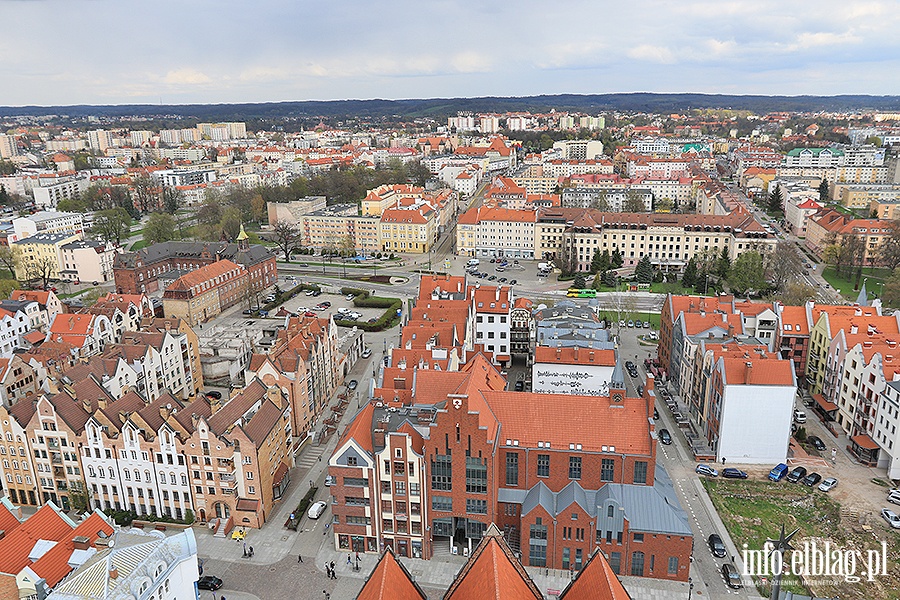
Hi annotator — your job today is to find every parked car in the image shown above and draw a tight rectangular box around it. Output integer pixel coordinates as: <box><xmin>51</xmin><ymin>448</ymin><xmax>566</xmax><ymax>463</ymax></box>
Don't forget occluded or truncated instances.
<box><xmin>643</xmin><ymin>321</ymin><xmax>650</xmax><ymax>328</ymax></box>
<box><xmin>488</xmin><ymin>275</ymin><xmax>497</xmax><ymax>281</ymax></box>
<box><xmin>319</xmin><ymin>301</ymin><xmax>331</xmax><ymax>308</ymax></box>
<box><xmin>658</xmin><ymin>429</ymin><xmax>672</xmax><ymax>445</ymax></box>
<box><xmin>708</xmin><ymin>533</ymin><xmax>727</xmax><ymax>557</ymax></box>
<box><xmin>205</xmin><ymin>391</ymin><xmax>222</xmax><ymax>400</ymax></box>
<box><xmin>818</xmin><ymin>477</ymin><xmax>838</xmax><ymax>492</ymax></box>
<box><xmin>802</xmin><ymin>472</ymin><xmax>822</xmax><ymax>487</ymax></box>
<box><xmin>793</xmin><ymin>409</ymin><xmax>807</xmax><ymax>423</ymax></box>
<box><xmin>324</xmin><ymin>476</ymin><xmax>335</xmax><ymax>487</ymax></box>
<box><xmin>362</xmin><ymin>348</ymin><xmax>372</xmax><ymax>359</ymax></box>
<box><xmin>887</xmin><ymin>491</ymin><xmax>900</xmax><ymax>505</ymax></box>
<box><xmin>509</xmin><ymin>279</ymin><xmax>517</xmax><ymax>285</ymax></box>
<box><xmin>625</xmin><ymin>360</ymin><xmax>635</xmax><ymax>370</ymax></box>
<box><xmin>768</xmin><ymin>463</ymin><xmax>789</xmax><ymax>482</ymax></box>
<box><xmin>347</xmin><ymin>380</ymin><xmax>358</xmax><ymax>390</ymax></box>
<box><xmin>304</xmin><ymin>311</ymin><xmax>317</xmax><ymax>317</ymax></box>
<box><xmin>619</xmin><ymin>320</ymin><xmax>626</xmax><ymax>327</ymax></box>
<box><xmin>722</xmin><ymin>468</ymin><xmax>749</xmax><ymax>479</ymax></box>
<box><xmin>696</xmin><ymin>464</ymin><xmax>719</xmax><ymax>477</ymax></box>
<box><xmin>498</xmin><ymin>277</ymin><xmax>507</xmax><ymax>283</ymax></box>
<box><xmin>881</xmin><ymin>508</ymin><xmax>900</xmax><ymax>528</ymax></box>
<box><xmin>197</xmin><ymin>576</ymin><xmax>224</xmax><ymax>591</ymax></box>
<box><xmin>786</xmin><ymin>466</ymin><xmax>808</xmax><ymax>483</ymax></box>
<box><xmin>312</xmin><ymin>290</ymin><xmax>322</xmax><ymax>297</ymax></box>
<box><xmin>653</xmin><ymin>408</ymin><xmax>659</xmax><ymax>420</ymax></box>
<box><xmin>627</xmin><ymin>320</ymin><xmax>634</xmax><ymax>328</ymax></box>
<box><xmin>265</xmin><ymin>294</ymin><xmax>277</xmax><ymax>303</ymax></box>
<box><xmin>807</xmin><ymin>436</ymin><xmax>826</xmax><ymax>451</ymax></box>
<box><xmin>514</xmin><ymin>381</ymin><xmax>525</xmax><ymax>392</ymax></box>
<box><xmin>307</xmin><ymin>501</ymin><xmax>328</xmax><ymax>519</ymax></box>
<box><xmin>634</xmin><ymin>320</ymin><xmax>643</xmax><ymax>328</ymax></box>
<box><xmin>242</xmin><ymin>309</ymin><xmax>253</xmax><ymax>315</ymax></box>
<box><xmin>258</xmin><ymin>310</ymin><xmax>269</xmax><ymax>317</ymax></box>
<box><xmin>346</xmin><ymin>293</ymin><xmax>356</xmax><ymax>301</ymax></box>
<box><xmin>305</xmin><ymin>289</ymin><xmax>316</xmax><ymax>296</ymax></box>
<box><xmin>722</xmin><ymin>563</ymin><xmax>743</xmax><ymax>589</ymax></box>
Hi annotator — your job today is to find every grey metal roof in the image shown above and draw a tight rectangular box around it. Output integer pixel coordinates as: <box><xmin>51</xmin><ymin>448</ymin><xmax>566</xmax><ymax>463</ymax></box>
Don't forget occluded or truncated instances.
<box><xmin>597</xmin><ymin>467</ymin><xmax>692</xmax><ymax>536</ymax></box>
<box><xmin>521</xmin><ymin>481</ymin><xmax>556</xmax><ymax>516</ymax></box>
<box><xmin>556</xmin><ymin>481</ymin><xmax>592</xmax><ymax>514</ymax></box>
<box><xmin>114</xmin><ymin>240</ymin><xmax>274</xmax><ymax>269</ymax></box>
<box><xmin>498</xmin><ymin>488</ymin><xmax>528</xmax><ymax>504</ymax></box>
<box><xmin>610</xmin><ymin>358</ymin><xmax>625</xmax><ymax>388</ymax></box>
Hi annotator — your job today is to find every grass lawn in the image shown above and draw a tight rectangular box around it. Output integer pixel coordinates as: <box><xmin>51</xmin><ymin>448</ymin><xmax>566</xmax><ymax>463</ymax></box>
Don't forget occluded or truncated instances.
<box><xmin>700</xmin><ymin>478</ymin><xmax>900</xmax><ymax>599</ymax></box>
<box><xmin>130</xmin><ymin>239</ymin><xmax>149</xmax><ymax>251</ymax></box>
<box><xmin>820</xmin><ymin>266</ymin><xmax>890</xmax><ymax>299</ymax></box>
<box><xmin>650</xmin><ymin>281</ymin><xmax>694</xmax><ymax>295</ymax></box>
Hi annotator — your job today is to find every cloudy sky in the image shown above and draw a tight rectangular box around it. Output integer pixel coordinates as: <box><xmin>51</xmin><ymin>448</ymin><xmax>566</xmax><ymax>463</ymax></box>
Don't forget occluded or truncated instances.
<box><xmin>1</xmin><ymin>0</ymin><xmax>899</xmax><ymax>106</ymax></box>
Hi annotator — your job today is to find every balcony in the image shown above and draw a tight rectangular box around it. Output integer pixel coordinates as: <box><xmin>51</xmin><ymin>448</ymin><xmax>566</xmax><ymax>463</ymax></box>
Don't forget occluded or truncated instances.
<box><xmin>47</xmin><ymin>439</ymin><xmax>59</xmax><ymax>449</ymax></box>
<box><xmin>51</xmin><ymin>454</ymin><xmax>62</xmax><ymax>465</ymax></box>
<box><xmin>218</xmin><ymin>473</ymin><xmax>235</xmax><ymax>482</ymax></box>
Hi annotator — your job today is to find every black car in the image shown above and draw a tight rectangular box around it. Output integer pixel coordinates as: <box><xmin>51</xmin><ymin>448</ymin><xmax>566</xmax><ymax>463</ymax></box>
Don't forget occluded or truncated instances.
<box><xmin>198</xmin><ymin>576</ymin><xmax>223</xmax><ymax>591</ymax></box>
<box><xmin>722</xmin><ymin>468</ymin><xmax>749</xmax><ymax>479</ymax></box>
<box><xmin>802</xmin><ymin>472</ymin><xmax>822</xmax><ymax>487</ymax></box>
<box><xmin>786</xmin><ymin>466</ymin><xmax>807</xmax><ymax>483</ymax></box>
<box><xmin>807</xmin><ymin>436</ymin><xmax>826</xmax><ymax>451</ymax></box>
<box><xmin>498</xmin><ymin>277</ymin><xmax>507</xmax><ymax>283</ymax></box>
<box><xmin>658</xmin><ymin>429</ymin><xmax>672</xmax><ymax>445</ymax></box>
<box><xmin>625</xmin><ymin>361</ymin><xmax>635</xmax><ymax>370</ymax></box>
<box><xmin>205</xmin><ymin>390</ymin><xmax>222</xmax><ymax>400</ymax></box>
<box><xmin>347</xmin><ymin>380</ymin><xmax>358</xmax><ymax>390</ymax></box>
<box><xmin>509</xmin><ymin>279</ymin><xmax>517</xmax><ymax>285</ymax></box>
<box><xmin>514</xmin><ymin>381</ymin><xmax>524</xmax><ymax>391</ymax></box>
<box><xmin>312</xmin><ymin>290</ymin><xmax>322</xmax><ymax>297</ymax></box>
<box><xmin>708</xmin><ymin>533</ymin><xmax>727</xmax><ymax>557</ymax></box>
<box><xmin>490</xmin><ymin>258</ymin><xmax>496</xmax><ymax>263</ymax></box>
<box><xmin>653</xmin><ymin>408</ymin><xmax>659</xmax><ymax>420</ymax></box>
<box><xmin>488</xmin><ymin>275</ymin><xmax>497</xmax><ymax>281</ymax></box>
<box><xmin>722</xmin><ymin>563</ymin><xmax>743</xmax><ymax>589</ymax></box>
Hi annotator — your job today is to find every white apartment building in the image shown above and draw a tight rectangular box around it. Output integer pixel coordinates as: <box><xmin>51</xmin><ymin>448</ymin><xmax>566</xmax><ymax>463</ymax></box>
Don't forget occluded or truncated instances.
<box><xmin>86</xmin><ymin>129</ymin><xmax>114</xmax><ymax>152</ymax></box>
<box><xmin>469</xmin><ymin>285</ymin><xmax>513</xmax><ymax>361</ymax></box>
<box><xmin>456</xmin><ymin>207</ymin><xmax>536</xmax><ymax>259</ymax></box>
<box><xmin>0</xmin><ymin>306</ymin><xmax>31</xmax><ymax>356</ymax></box>
<box><xmin>633</xmin><ymin>138</ymin><xmax>671</xmax><ymax>154</ymax></box>
<box><xmin>59</xmin><ymin>239</ymin><xmax>117</xmax><ymax>284</ymax></box>
<box><xmin>876</xmin><ymin>381</ymin><xmax>900</xmax><ymax>478</ymax></box>
<box><xmin>0</xmin><ymin>134</ymin><xmax>19</xmax><ymax>159</ymax></box>
<box><xmin>52</xmin><ymin>527</ymin><xmax>200</xmax><ymax>600</ymax></box>
<box><xmin>12</xmin><ymin>211</ymin><xmax>84</xmax><ymax>243</ymax></box>
<box><xmin>551</xmin><ymin>140</ymin><xmax>605</xmax><ymax>160</ymax></box>
<box><xmin>32</xmin><ymin>177</ymin><xmax>90</xmax><ymax>210</ymax></box>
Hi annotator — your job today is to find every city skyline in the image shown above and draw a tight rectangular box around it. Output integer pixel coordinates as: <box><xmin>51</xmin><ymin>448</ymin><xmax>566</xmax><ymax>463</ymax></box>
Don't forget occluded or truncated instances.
<box><xmin>2</xmin><ymin>0</ymin><xmax>899</xmax><ymax>106</ymax></box>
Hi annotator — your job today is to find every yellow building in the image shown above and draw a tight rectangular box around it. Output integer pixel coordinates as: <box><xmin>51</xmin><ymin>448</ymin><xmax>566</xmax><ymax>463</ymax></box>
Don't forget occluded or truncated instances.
<box><xmin>12</xmin><ymin>232</ymin><xmax>81</xmax><ymax>283</ymax></box>
<box><xmin>379</xmin><ymin>206</ymin><xmax>436</xmax><ymax>253</ymax></box>
<box><xmin>838</xmin><ymin>185</ymin><xmax>900</xmax><ymax>210</ymax></box>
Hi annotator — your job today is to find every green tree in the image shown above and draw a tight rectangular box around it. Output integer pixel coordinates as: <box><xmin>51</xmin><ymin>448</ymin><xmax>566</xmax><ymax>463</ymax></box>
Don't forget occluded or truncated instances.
<box><xmin>635</xmin><ymin>255</ymin><xmax>654</xmax><ymax>284</ymax></box>
<box><xmin>768</xmin><ymin>185</ymin><xmax>784</xmax><ymax>213</ymax></box>
<box><xmin>219</xmin><ymin>207</ymin><xmax>242</xmax><ymax>240</ymax></box>
<box><xmin>776</xmin><ymin>281</ymin><xmax>817</xmax><ymax>306</ymax></box>
<box><xmin>716</xmin><ymin>246</ymin><xmax>731</xmax><ymax>278</ymax></box>
<box><xmin>91</xmin><ymin>208</ymin><xmax>132</xmax><ymax>245</ymax></box>
<box><xmin>766</xmin><ymin>242</ymin><xmax>803</xmax><ymax>292</ymax></box>
<box><xmin>131</xmin><ymin>174</ymin><xmax>158</xmax><ymax>214</ymax></box>
<box><xmin>197</xmin><ymin>194</ymin><xmax>223</xmax><ymax>226</ymax></box>
<box><xmin>682</xmin><ymin>257</ymin><xmax>698</xmax><ymax>288</ymax></box>
<box><xmin>0</xmin><ymin>160</ymin><xmax>18</xmax><ymax>175</ymax></box>
<box><xmin>144</xmin><ymin>212</ymin><xmax>177</xmax><ymax>245</ymax></box>
<box><xmin>728</xmin><ymin>251</ymin><xmax>767</xmax><ymax>295</ymax></box>
<box><xmin>592</xmin><ymin>191</ymin><xmax>610</xmax><ymax>212</ymax></box>
<box><xmin>602</xmin><ymin>270</ymin><xmax>617</xmax><ymax>287</ymax></box>
<box><xmin>879</xmin><ymin>222</ymin><xmax>900</xmax><ymax>270</ymax></box>
<box><xmin>0</xmin><ymin>245</ymin><xmax>18</xmax><ymax>277</ymax></box>
<box><xmin>611</xmin><ymin>249</ymin><xmax>624</xmax><ymax>269</ymax></box>
<box><xmin>818</xmin><ymin>179</ymin><xmax>830</xmax><ymax>203</ymax></box>
<box><xmin>407</xmin><ymin>160</ymin><xmax>433</xmax><ymax>187</ymax></box>
<box><xmin>56</xmin><ymin>198</ymin><xmax>90</xmax><ymax>213</ymax></box>
<box><xmin>590</xmin><ymin>249</ymin><xmax>610</xmax><ymax>274</ymax></box>
<box><xmin>573</xmin><ymin>274</ymin><xmax>586</xmax><ymax>289</ymax></box>
<box><xmin>592</xmin><ymin>273</ymin><xmax>603</xmax><ymax>290</ymax></box>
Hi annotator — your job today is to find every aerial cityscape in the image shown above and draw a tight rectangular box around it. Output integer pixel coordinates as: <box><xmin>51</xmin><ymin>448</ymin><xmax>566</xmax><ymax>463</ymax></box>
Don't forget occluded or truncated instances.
<box><xmin>1</xmin><ymin>2</ymin><xmax>899</xmax><ymax>600</ymax></box>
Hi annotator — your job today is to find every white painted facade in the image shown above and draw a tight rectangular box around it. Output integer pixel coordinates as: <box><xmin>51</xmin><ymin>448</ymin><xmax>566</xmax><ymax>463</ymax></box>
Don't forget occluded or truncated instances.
<box><xmin>717</xmin><ymin>384</ymin><xmax>795</xmax><ymax>464</ymax></box>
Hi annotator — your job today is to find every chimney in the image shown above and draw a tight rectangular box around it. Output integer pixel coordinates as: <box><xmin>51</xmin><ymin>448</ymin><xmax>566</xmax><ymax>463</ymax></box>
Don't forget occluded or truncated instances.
<box><xmin>159</xmin><ymin>405</ymin><xmax>170</xmax><ymax>420</ymax></box>
<box><xmin>850</xmin><ymin>324</ymin><xmax>858</xmax><ymax>335</ymax></box>
<box><xmin>393</xmin><ymin>377</ymin><xmax>406</xmax><ymax>390</ymax></box>
<box><xmin>373</xmin><ymin>428</ymin><xmax>386</xmax><ymax>448</ymax></box>
<box><xmin>109</xmin><ymin>568</ymin><xmax>119</xmax><ymax>580</ymax></box>
<box><xmin>209</xmin><ymin>396</ymin><xmax>222</xmax><ymax>415</ymax></box>
<box><xmin>97</xmin><ymin>398</ymin><xmax>107</xmax><ymax>410</ymax></box>
<box><xmin>495</xmin><ymin>287</ymin><xmax>500</xmax><ymax>301</ymax></box>
<box><xmin>727</xmin><ymin>324</ymin><xmax>734</xmax><ymax>337</ymax></box>
<box><xmin>589</xmin><ymin>350</ymin><xmax>595</xmax><ymax>362</ymax></box>
<box><xmin>745</xmin><ymin>361</ymin><xmax>753</xmax><ymax>384</ymax></box>
<box><xmin>191</xmin><ymin>413</ymin><xmax>200</xmax><ymax>428</ymax></box>
<box><xmin>82</xmin><ymin>398</ymin><xmax>91</xmax><ymax>412</ymax></box>
<box><xmin>573</xmin><ymin>346</ymin><xmax>579</xmax><ymax>362</ymax></box>
<box><xmin>72</xmin><ymin>535</ymin><xmax>90</xmax><ymax>550</ymax></box>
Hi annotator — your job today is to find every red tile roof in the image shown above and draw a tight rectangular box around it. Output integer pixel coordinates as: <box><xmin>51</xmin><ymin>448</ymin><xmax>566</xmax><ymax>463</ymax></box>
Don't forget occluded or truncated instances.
<box><xmin>534</xmin><ymin>347</ymin><xmax>616</xmax><ymax>367</ymax></box>
<box><xmin>444</xmin><ymin>528</ymin><xmax>542</xmax><ymax>600</ymax></box>
<box><xmin>0</xmin><ymin>504</ymin><xmax>72</xmax><ymax>575</ymax></box>
<box><xmin>559</xmin><ymin>548</ymin><xmax>632</xmax><ymax>599</ymax></box>
<box><xmin>356</xmin><ymin>547</ymin><xmax>428</xmax><ymax>600</ymax></box>
<box><xmin>719</xmin><ymin>356</ymin><xmax>795</xmax><ymax>386</ymax></box>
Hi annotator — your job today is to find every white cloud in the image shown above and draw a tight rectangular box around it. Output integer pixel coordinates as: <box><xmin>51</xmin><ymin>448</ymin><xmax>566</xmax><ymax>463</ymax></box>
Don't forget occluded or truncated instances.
<box><xmin>627</xmin><ymin>45</ymin><xmax>676</xmax><ymax>64</ymax></box>
<box><xmin>163</xmin><ymin>69</ymin><xmax>212</xmax><ymax>85</ymax></box>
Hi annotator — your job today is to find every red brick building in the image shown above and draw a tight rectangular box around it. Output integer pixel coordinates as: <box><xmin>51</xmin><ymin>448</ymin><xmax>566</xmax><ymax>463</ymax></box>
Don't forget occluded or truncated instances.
<box><xmin>113</xmin><ymin>240</ymin><xmax>276</xmax><ymax>296</ymax></box>
<box><xmin>329</xmin><ymin>354</ymin><xmax>692</xmax><ymax>581</ymax></box>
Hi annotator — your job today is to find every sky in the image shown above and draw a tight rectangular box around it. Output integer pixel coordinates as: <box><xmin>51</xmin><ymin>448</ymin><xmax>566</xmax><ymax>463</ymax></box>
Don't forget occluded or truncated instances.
<box><xmin>1</xmin><ymin>0</ymin><xmax>899</xmax><ymax>106</ymax></box>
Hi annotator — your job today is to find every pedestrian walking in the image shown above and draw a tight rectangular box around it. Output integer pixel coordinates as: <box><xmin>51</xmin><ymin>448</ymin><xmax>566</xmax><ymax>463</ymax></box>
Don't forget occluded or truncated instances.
<box><xmin>298</xmin><ymin>554</ymin><xmax>303</xmax><ymax>563</ymax></box>
<box><xmin>722</xmin><ymin>457</ymin><xmax>726</xmax><ymax>466</ymax></box>
<box><xmin>347</xmin><ymin>554</ymin><xmax>352</xmax><ymax>565</ymax></box>
<box><xmin>330</xmin><ymin>560</ymin><xmax>335</xmax><ymax>572</ymax></box>
<box><xmin>355</xmin><ymin>551</ymin><xmax>360</xmax><ymax>562</ymax></box>
<box><xmin>325</xmin><ymin>565</ymin><xmax>331</xmax><ymax>578</ymax></box>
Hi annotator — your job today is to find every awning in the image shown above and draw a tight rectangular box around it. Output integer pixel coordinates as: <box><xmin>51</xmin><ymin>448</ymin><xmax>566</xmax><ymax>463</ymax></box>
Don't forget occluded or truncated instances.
<box><xmin>235</xmin><ymin>498</ymin><xmax>260</xmax><ymax>512</ymax></box>
<box><xmin>495</xmin><ymin>355</ymin><xmax>511</xmax><ymax>362</ymax></box>
<box><xmin>851</xmin><ymin>434</ymin><xmax>879</xmax><ymax>451</ymax></box>
<box><xmin>813</xmin><ymin>394</ymin><xmax>838</xmax><ymax>412</ymax></box>
<box><xmin>273</xmin><ymin>461</ymin><xmax>290</xmax><ymax>485</ymax></box>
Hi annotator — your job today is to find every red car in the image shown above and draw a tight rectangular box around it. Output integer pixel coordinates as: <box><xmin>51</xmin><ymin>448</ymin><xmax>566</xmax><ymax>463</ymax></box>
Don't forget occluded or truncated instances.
<box><xmin>304</xmin><ymin>311</ymin><xmax>317</xmax><ymax>317</ymax></box>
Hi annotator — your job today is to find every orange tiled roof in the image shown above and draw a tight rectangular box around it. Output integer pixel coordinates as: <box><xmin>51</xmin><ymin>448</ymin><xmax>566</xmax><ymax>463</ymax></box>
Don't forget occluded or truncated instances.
<box><xmin>444</xmin><ymin>528</ymin><xmax>542</xmax><ymax>600</ymax></box>
<box><xmin>356</xmin><ymin>547</ymin><xmax>428</xmax><ymax>600</ymax></box>
<box><xmin>534</xmin><ymin>346</ymin><xmax>616</xmax><ymax>367</ymax></box>
<box><xmin>720</xmin><ymin>356</ymin><xmax>795</xmax><ymax>386</ymax></box>
<box><xmin>0</xmin><ymin>504</ymin><xmax>72</xmax><ymax>574</ymax></box>
<box><xmin>166</xmin><ymin>259</ymin><xmax>244</xmax><ymax>293</ymax></box>
<box><xmin>559</xmin><ymin>548</ymin><xmax>632</xmax><ymax>599</ymax></box>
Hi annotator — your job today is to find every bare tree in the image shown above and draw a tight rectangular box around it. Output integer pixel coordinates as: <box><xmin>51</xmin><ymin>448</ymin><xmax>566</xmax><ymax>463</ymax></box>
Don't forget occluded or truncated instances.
<box><xmin>272</xmin><ymin>219</ymin><xmax>301</xmax><ymax>262</ymax></box>
<box><xmin>131</xmin><ymin>174</ymin><xmax>159</xmax><ymax>214</ymax></box>
<box><xmin>25</xmin><ymin>255</ymin><xmax>57</xmax><ymax>290</ymax></box>
<box><xmin>0</xmin><ymin>245</ymin><xmax>18</xmax><ymax>277</ymax></box>
<box><xmin>766</xmin><ymin>242</ymin><xmax>804</xmax><ymax>292</ymax></box>
<box><xmin>879</xmin><ymin>222</ymin><xmax>900</xmax><ymax>270</ymax></box>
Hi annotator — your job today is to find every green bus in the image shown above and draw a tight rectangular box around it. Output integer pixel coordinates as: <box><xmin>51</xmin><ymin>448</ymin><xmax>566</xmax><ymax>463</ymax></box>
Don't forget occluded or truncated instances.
<box><xmin>566</xmin><ymin>288</ymin><xmax>597</xmax><ymax>298</ymax></box>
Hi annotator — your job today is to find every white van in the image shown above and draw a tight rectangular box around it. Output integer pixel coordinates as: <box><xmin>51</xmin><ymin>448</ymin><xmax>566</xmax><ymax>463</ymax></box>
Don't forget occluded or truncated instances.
<box><xmin>467</xmin><ymin>259</ymin><xmax>480</xmax><ymax>268</ymax></box>
<box><xmin>793</xmin><ymin>410</ymin><xmax>807</xmax><ymax>424</ymax></box>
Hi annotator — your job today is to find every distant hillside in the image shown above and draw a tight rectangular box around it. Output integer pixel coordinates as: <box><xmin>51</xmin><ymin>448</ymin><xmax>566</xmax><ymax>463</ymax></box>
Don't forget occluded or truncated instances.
<box><xmin>2</xmin><ymin>93</ymin><xmax>900</xmax><ymax>120</ymax></box>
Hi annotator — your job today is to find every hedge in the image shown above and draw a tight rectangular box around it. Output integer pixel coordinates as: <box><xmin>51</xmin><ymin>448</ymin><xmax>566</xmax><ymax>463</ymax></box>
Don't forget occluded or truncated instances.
<box><xmin>106</xmin><ymin>509</ymin><xmax>195</xmax><ymax>527</ymax></box>
<box><xmin>286</xmin><ymin>486</ymin><xmax>320</xmax><ymax>530</ymax></box>
<box><xmin>259</xmin><ymin>282</ymin><xmax>320</xmax><ymax>313</ymax></box>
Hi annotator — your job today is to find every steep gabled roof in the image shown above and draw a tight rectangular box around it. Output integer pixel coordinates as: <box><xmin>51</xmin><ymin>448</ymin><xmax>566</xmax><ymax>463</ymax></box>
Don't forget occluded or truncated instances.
<box><xmin>443</xmin><ymin>524</ymin><xmax>542</xmax><ymax>600</ymax></box>
<box><xmin>559</xmin><ymin>548</ymin><xmax>632</xmax><ymax>600</ymax></box>
<box><xmin>356</xmin><ymin>547</ymin><xmax>428</xmax><ymax>600</ymax></box>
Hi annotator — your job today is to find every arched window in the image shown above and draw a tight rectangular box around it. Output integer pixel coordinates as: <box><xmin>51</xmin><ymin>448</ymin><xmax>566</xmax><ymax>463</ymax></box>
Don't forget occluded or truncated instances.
<box><xmin>145</xmin><ymin>470</ymin><xmax>151</xmax><ymax>482</ymax></box>
<box><xmin>109</xmin><ymin>467</ymin><xmax>115</xmax><ymax>479</ymax></box>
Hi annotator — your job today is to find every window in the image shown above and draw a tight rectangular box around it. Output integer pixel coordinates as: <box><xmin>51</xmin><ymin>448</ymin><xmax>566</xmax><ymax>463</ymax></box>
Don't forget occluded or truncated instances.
<box><xmin>668</xmin><ymin>556</ymin><xmax>679</xmax><ymax>575</ymax></box>
<box><xmin>431</xmin><ymin>495</ymin><xmax>452</xmax><ymax>511</ymax></box>
<box><xmin>537</xmin><ymin>454</ymin><xmax>549</xmax><ymax>477</ymax></box>
<box><xmin>575</xmin><ymin>548</ymin><xmax>583</xmax><ymax>569</ymax></box>
<box><xmin>409</xmin><ymin>482</ymin><xmax>419</xmax><ymax>496</ymax></box>
<box><xmin>395</xmin><ymin>480</ymin><xmax>406</xmax><ymax>496</ymax></box>
<box><xmin>569</xmin><ymin>456</ymin><xmax>582</xmax><ymax>480</ymax></box>
<box><xmin>505</xmin><ymin>452</ymin><xmax>518</xmax><ymax>486</ymax></box>
<box><xmin>528</xmin><ymin>518</ymin><xmax>548</xmax><ymax>567</ymax></box>
<box><xmin>431</xmin><ymin>455</ymin><xmax>452</xmax><ymax>491</ymax></box>
<box><xmin>466</xmin><ymin>498</ymin><xmax>487</xmax><ymax>514</ymax></box>
<box><xmin>601</xmin><ymin>458</ymin><xmax>615</xmax><ymax>481</ymax></box>
<box><xmin>609</xmin><ymin>552</ymin><xmax>622</xmax><ymax>574</ymax></box>
<box><xmin>465</xmin><ymin>456</ymin><xmax>487</xmax><ymax>493</ymax></box>
<box><xmin>248</xmin><ymin>486</ymin><xmax>255</xmax><ymax>494</ymax></box>
<box><xmin>562</xmin><ymin>547</ymin><xmax>570</xmax><ymax>569</ymax></box>
<box><xmin>631</xmin><ymin>551</ymin><xmax>645</xmax><ymax>576</ymax></box>
<box><xmin>346</xmin><ymin>456</ymin><xmax>358</xmax><ymax>466</ymax></box>
<box><xmin>633</xmin><ymin>533</ymin><xmax>644</xmax><ymax>542</ymax></box>
<box><xmin>633</xmin><ymin>461</ymin><xmax>648</xmax><ymax>484</ymax></box>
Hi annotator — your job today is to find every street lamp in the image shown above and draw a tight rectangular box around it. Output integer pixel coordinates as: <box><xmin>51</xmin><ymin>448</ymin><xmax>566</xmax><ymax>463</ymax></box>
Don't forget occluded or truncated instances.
<box><xmin>687</xmin><ymin>577</ymin><xmax>693</xmax><ymax>600</ymax></box>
